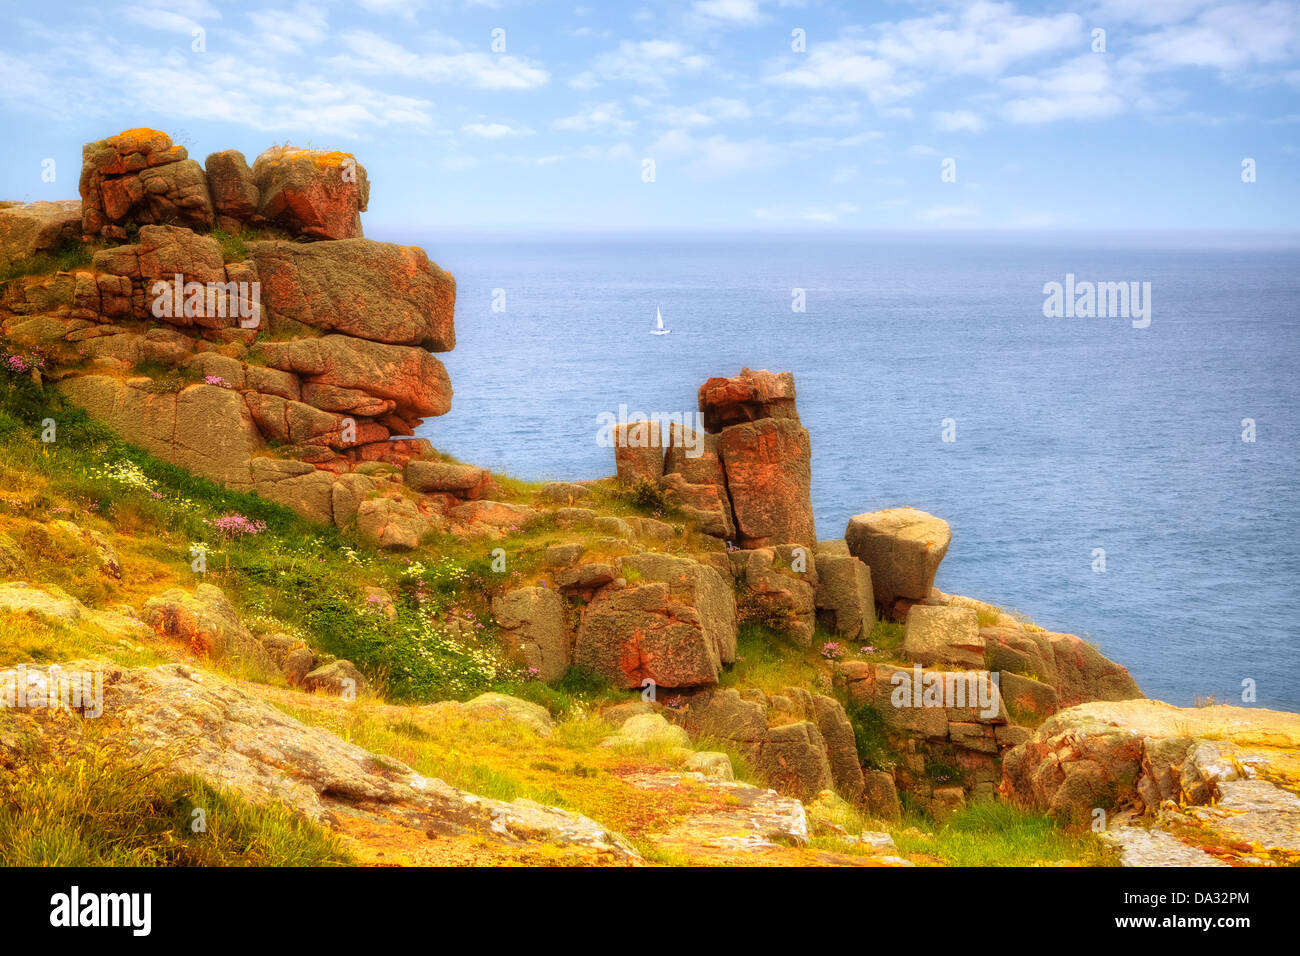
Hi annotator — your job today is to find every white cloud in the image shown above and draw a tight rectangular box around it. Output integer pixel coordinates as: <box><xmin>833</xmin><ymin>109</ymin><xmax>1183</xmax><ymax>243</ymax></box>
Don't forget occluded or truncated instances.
<box><xmin>934</xmin><ymin>109</ymin><xmax>985</xmax><ymax>132</ymax></box>
<box><xmin>332</xmin><ymin>30</ymin><xmax>549</xmax><ymax>89</ymax></box>
<box><xmin>248</xmin><ymin>2</ymin><xmax>330</xmax><ymax>56</ymax></box>
<box><xmin>0</xmin><ymin>28</ymin><xmax>435</xmax><ymax>136</ymax></box>
<box><xmin>554</xmin><ymin>102</ymin><xmax>635</xmax><ymax>133</ymax></box>
<box><xmin>767</xmin><ymin>44</ymin><xmax>918</xmax><ymax>104</ymax></box>
<box><xmin>1122</xmin><ymin>0</ymin><xmax>1300</xmax><ymax>75</ymax></box>
<box><xmin>461</xmin><ymin>121</ymin><xmax>533</xmax><ymax>137</ymax></box>
<box><xmin>1001</xmin><ymin>55</ymin><xmax>1126</xmax><ymax>123</ymax></box>
<box><xmin>650</xmin><ymin>128</ymin><xmax>785</xmax><ymax>175</ymax></box>
<box><xmin>581</xmin><ymin>40</ymin><xmax>709</xmax><ymax>91</ymax></box>
<box><xmin>872</xmin><ymin>2</ymin><xmax>1083</xmax><ymax>77</ymax></box>
<box><xmin>693</xmin><ymin>0</ymin><xmax>764</xmax><ymax>25</ymax></box>
<box><xmin>753</xmin><ymin>202</ymin><xmax>860</xmax><ymax>223</ymax></box>
<box><xmin>781</xmin><ymin>96</ymin><xmax>861</xmax><ymax>126</ymax></box>
<box><xmin>356</xmin><ymin>0</ymin><xmax>425</xmax><ymax>18</ymax></box>
<box><xmin>766</xmin><ymin>3</ymin><xmax>1084</xmax><ymax>105</ymax></box>
<box><xmin>837</xmin><ymin>130</ymin><xmax>885</xmax><ymax>146</ymax></box>
<box><xmin>916</xmin><ymin>203</ymin><xmax>978</xmax><ymax>223</ymax></box>
<box><xmin>655</xmin><ymin>97</ymin><xmax>752</xmax><ymax>126</ymax></box>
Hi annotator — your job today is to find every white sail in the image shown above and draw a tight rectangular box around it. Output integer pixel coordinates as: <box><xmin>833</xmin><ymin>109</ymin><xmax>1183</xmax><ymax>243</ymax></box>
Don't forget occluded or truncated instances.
<box><xmin>652</xmin><ymin>305</ymin><xmax>670</xmax><ymax>334</ymax></box>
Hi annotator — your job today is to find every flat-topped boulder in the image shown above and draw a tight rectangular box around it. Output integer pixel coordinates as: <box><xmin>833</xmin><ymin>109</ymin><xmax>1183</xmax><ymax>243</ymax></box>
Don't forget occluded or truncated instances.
<box><xmin>0</xmin><ymin>200</ymin><xmax>81</xmax><ymax>262</ymax></box>
<box><xmin>845</xmin><ymin>507</ymin><xmax>951</xmax><ymax>615</ymax></box>
<box><xmin>698</xmin><ymin>367</ymin><xmax>798</xmax><ymax>433</ymax></box>
<box><xmin>981</xmin><ymin>623</ymin><xmax>1142</xmax><ymax>706</ymax></box>
<box><xmin>404</xmin><ymin>460</ymin><xmax>490</xmax><ymax>499</ymax></box>
<box><xmin>204</xmin><ymin>149</ymin><xmax>259</xmax><ymax>230</ymax></box>
<box><xmin>613</xmin><ymin>420</ymin><xmax>665</xmax><ymax>486</ymax></box>
<box><xmin>1002</xmin><ymin>699</ymin><xmax>1300</xmax><ymax>861</ymax></box>
<box><xmin>249</xmin><ymin>239</ymin><xmax>455</xmax><ymax>350</ymax></box>
<box><xmin>256</xmin><ymin>335</ymin><xmax>452</xmax><ymax>422</ymax></box>
<box><xmin>814</xmin><ymin>553</ymin><xmax>876</xmax><ymax>639</ymax></box>
<box><xmin>491</xmin><ymin>587</ymin><xmax>570</xmax><ymax>682</ymax></box>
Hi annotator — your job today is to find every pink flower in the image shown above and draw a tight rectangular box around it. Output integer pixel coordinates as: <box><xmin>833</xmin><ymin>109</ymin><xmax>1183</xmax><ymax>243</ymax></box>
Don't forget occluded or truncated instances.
<box><xmin>210</xmin><ymin>513</ymin><xmax>267</xmax><ymax>536</ymax></box>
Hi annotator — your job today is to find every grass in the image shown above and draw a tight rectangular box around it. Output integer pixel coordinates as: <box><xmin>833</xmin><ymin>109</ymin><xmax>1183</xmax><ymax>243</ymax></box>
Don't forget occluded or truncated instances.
<box><xmin>721</xmin><ymin>622</ymin><xmax>827</xmax><ymax>694</ymax></box>
<box><xmin>844</xmin><ymin>701</ymin><xmax>900</xmax><ymax>771</ymax></box>
<box><xmin>270</xmin><ymin>696</ymin><xmax>729</xmax><ymax>846</ymax></box>
<box><xmin>0</xmin><ymin>614</ymin><xmax>167</xmax><ymax>670</ymax></box>
<box><xmin>0</xmin><ymin>238</ymin><xmax>95</xmax><ymax>290</ymax></box>
<box><xmin>0</xmin><ymin>722</ymin><xmax>351</xmax><ymax>866</ymax></box>
<box><xmin>890</xmin><ymin>801</ymin><xmax>1117</xmax><ymax>866</ymax></box>
<box><xmin>208</xmin><ymin>225</ymin><xmax>288</xmax><ymax>263</ymax></box>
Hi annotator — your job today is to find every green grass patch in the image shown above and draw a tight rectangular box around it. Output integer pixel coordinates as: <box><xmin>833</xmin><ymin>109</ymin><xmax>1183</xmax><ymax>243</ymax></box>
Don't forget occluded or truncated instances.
<box><xmin>891</xmin><ymin>800</ymin><xmax>1116</xmax><ymax>866</ymax></box>
<box><xmin>0</xmin><ymin>729</ymin><xmax>351</xmax><ymax>866</ymax></box>
<box><xmin>0</xmin><ymin>238</ymin><xmax>94</xmax><ymax>289</ymax></box>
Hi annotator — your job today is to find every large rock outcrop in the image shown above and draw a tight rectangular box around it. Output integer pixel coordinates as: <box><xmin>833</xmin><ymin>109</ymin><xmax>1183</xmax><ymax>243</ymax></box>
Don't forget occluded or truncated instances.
<box><xmin>1</xmin><ymin>127</ymin><xmax>476</xmax><ymax>537</ymax></box>
<box><xmin>251</xmin><ymin>146</ymin><xmax>370</xmax><ymax>240</ymax></box>
<box><xmin>672</xmin><ymin>685</ymin><xmax>864</xmax><ymax>806</ymax></box>
<box><xmin>1001</xmin><ymin>699</ymin><xmax>1300</xmax><ymax>863</ymax></box>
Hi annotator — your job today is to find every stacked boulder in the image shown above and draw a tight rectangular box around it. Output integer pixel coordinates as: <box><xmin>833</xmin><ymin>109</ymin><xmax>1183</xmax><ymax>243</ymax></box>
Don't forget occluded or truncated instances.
<box><xmin>613</xmin><ymin>370</ymin><xmax>880</xmax><ymax>646</ymax></box>
<box><xmin>613</xmin><ymin>368</ymin><xmax>815</xmax><ymax>549</ymax></box>
<box><xmin>1</xmin><ymin>127</ymin><xmax>490</xmax><ymax>542</ymax></box>
<box><xmin>700</xmin><ymin>369</ymin><xmax>815</xmax><ymax>549</ymax></box>
<box><xmin>79</xmin><ymin>129</ymin><xmax>211</xmax><ymax>239</ymax></box>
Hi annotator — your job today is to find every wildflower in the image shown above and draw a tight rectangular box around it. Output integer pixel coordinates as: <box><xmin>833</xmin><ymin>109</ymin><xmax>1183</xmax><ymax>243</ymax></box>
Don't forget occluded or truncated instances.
<box><xmin>821</xmin><ymin>641</ymin><xmax>843</xmax><ymax>660</ymax></box>
<box><xmin>210</xmin><ymin>513</ymin><xmax>267</xmax><ymax>537</ymax></box>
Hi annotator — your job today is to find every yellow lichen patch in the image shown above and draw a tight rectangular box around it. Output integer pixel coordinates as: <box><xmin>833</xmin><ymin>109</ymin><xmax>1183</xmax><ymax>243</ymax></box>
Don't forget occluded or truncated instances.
<box><xmin>108</xmin><ymin>128</ymin><xmax>172</xmax><ymax>153</ymax></box>
<box><xmin>263</xmin><ymin>146</ymin><xmax>355</xmax><ymax>170</ymax></box>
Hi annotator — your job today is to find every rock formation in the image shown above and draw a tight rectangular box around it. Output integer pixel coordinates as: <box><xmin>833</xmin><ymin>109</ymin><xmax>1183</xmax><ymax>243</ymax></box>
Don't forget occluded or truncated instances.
<box><xmin>1000</xmin><ymin>698</ymin><xmax>1300</xmax><ymax>863</ymax></box>
<box><xmin>0</xmin><ymin>127</ymin><xmax>523</xmax><ymax>540</ymax></box>
<box><xmin>613</xmin><ymin>367</ymin><xmax>816</xmax><ymax>549</ymax></box>
<box><xmin>6</xmin><ymin>126</ymin><xmax>1236</xmax><ymax>866</ymax></box>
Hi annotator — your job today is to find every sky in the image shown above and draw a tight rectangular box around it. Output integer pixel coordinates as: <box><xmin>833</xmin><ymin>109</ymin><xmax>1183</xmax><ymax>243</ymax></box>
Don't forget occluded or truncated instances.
<box><xmin>0</xmin><ymin>0</ymin><xmax>1298</xmax><ymax>232</ymax></box>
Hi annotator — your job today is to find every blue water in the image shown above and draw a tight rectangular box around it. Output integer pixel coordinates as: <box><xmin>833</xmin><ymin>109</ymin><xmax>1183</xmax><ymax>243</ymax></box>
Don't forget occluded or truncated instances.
<box><xmin>378</xmin><ymin>229</ymin><xmax>1300</xmax><ymax>713</ymax></box>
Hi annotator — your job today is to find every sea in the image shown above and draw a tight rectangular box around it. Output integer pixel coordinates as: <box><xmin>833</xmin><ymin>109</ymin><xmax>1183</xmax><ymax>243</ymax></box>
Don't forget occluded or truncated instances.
<box><xmin>374</xmin><ymin>229</ymin><xmax>1300</xmax><ymax>713</ymax></box>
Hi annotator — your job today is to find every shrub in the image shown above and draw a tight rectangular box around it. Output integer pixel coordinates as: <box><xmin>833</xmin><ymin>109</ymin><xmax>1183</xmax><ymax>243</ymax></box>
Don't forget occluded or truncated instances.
<box><xmin>845</xmin><ymin>702</ymin><xmax>898</xmax><ymax>771</ymax></box>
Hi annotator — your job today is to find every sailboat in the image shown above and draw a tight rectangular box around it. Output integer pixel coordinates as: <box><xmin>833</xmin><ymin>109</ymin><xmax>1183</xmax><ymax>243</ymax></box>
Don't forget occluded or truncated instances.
<box><xmin>651</xmin><ymin>306</ymin><xmax>670</xmax><ymax>335</ymax></box>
